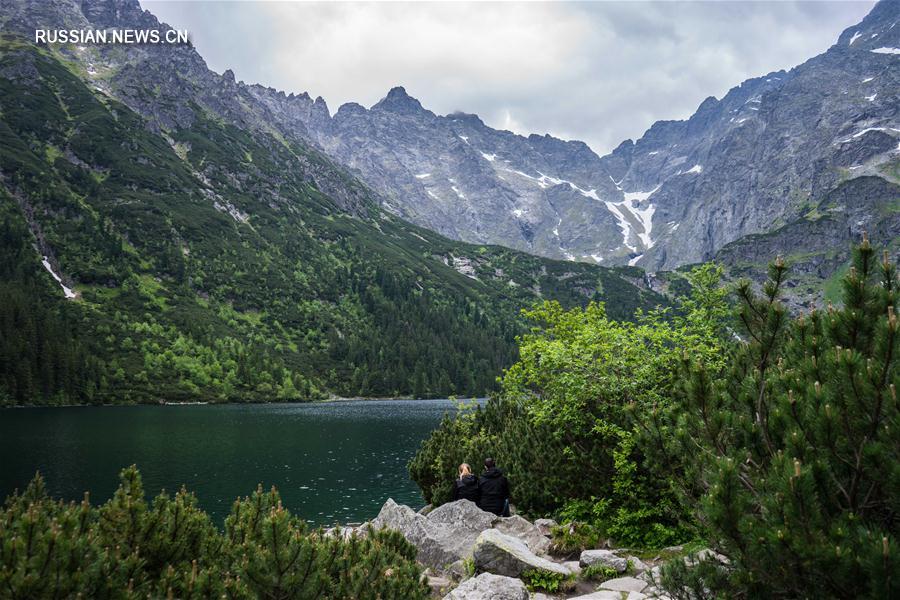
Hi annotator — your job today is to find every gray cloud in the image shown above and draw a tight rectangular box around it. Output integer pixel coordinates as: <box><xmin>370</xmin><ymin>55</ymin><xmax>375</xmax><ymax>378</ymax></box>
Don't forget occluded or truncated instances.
<box><xmin>143</xmin><ymin>0</ymin><xmax>876</xmax><ymax>154</ymax></box>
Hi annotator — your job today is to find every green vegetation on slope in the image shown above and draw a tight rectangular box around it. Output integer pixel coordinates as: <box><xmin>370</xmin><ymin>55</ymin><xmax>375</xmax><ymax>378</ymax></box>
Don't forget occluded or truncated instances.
<box><xmin>0</xmin><ymin>39</ymin><xmax>664</xmax><ymax>405</ymax></box>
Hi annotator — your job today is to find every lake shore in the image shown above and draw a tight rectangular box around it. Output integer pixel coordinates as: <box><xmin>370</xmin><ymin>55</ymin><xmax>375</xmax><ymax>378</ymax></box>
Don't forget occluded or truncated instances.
<box><xmin>3</xmin><ymin>396</ymin><xmax>487</xmax><ymax>409</ymax></box>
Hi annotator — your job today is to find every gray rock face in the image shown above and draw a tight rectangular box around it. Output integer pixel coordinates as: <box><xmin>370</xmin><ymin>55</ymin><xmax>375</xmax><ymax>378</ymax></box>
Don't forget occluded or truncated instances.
<box><xmin>493</xmin><ymin>515</ymin><xmax>551</xmax><ymax>555</ymax></box>
<box><xmin>472</xmin><ymin>529</ymin><xmax>570</xmax><ymax>578</ymax></box>
<box><xmin>255</xmin><ymin>0</ymin><xmax>900</xmax><ymax>276</ymax></box>
<box><xmin>579</xmin><ymin>549</ymin><xmax>629</xmax><ymax>573</ymax></box>
<box><xmin>442</xmin><ymin>573</ymin><xmax>529</xmax><ymax>600</ymax></box>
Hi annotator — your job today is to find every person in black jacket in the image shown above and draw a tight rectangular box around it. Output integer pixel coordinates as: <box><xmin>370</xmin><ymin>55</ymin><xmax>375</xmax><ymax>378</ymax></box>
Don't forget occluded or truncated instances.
<box><xmin>477</xmin><ymin>457</ymin><xmax>510</xmax><ymax>516</ymax></box>
<box><xmin>452</xmin><ymin>463</ymin><xmax>480</xmax><ymax>503</ymax></box>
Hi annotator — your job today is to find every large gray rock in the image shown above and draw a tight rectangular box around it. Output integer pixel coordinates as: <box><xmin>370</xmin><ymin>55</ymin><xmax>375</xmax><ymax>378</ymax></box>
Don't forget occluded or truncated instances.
<box><xmin>472</xmin><ymin>529</ymin><xmax>570</xmax><ymax>579</ymax></box>
<box><xmin>580</xmin><ymin>549</ymin><xmax>628</xmax><ymax>573</ymax></box>
<box><xmin>598</xmin><ymin>576</ymin><xmax>648</xmax><ymax>593</ymax></box>
<box><xmin>428</xmin><ymin>499</ymin><xmax>497</xmax><ymax>532</ymax></box>
<box><xmin>493</xmin><ymin>514</ymin><xmax>551</xmax><ymax>554</ymax></box>
<box><xmin>371</xmin><ymin>499</ymin><xmax>463</xmax><ymax>570</ymax></box>
<box><xmin>372</xmin><ymin>499</ymin><xmax>560</xmax><ymax>574</ymax></box>
<box><xmin>442</xmin><ymin>573</ymin><xmax>529</xmax><ymax>600</ymax></box>
<box><xmin>371</xmin><ymin>499</ymin><xmax>507</xmax><ymax>572</ymax></box>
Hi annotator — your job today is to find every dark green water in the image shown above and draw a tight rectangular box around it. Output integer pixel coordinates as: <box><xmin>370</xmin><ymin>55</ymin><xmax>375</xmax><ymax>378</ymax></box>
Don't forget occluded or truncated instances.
<box><xmin>0</xmin><ymin>399</ymin><xmax>464</xmax><ymax>525</ymax></box>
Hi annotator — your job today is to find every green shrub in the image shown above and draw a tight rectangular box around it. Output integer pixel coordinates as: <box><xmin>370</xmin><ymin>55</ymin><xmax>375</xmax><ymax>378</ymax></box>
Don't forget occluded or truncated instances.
<box><xmin>548</xmin><ymin>520</ymin><xmax>603</xmax><ymax>557</ymax></box>
<box><xmin>521</xmin><ymin>568</ymin><xmax>572</xmax><ymax>593</ymax></box>
<box><xmin>581</xmin><ymin>563</ymin><xmax>619</xmax><ymax>582</ymax></box>
<box><xmin>0</xmin><ymin>467</ymin><xmax>429</xmax><ymax>599</ymax></box>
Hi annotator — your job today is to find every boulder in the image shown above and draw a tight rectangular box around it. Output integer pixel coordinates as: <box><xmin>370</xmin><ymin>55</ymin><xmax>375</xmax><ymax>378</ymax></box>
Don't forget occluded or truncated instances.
<box><xmin>371</xmin><ymin>499</ymin><xmax>498</xmax><ymax>572</ymax></box>
<box><xmin>534</xmin><ymin>518</ymin><xmax>558</xmax><ymax>536</ymax></box>
<box><xmin>371</xmin><ymin>499</ymin><xmax>459</xmax><ymax>570</ymax></box>
<box><xmin>472</xmin><ymin>529</ymin><xmax>570</xmax><ymax>578</ymax></box>
<box><xmin>428</xmin><ymin>499</ymin><xmax>497</xmax><ymax>532</ymax></box>
<box><xmin>580</xmin><ymin>549</ymin><xmax>628</xmax><ymax>573</ymax></box>
<box><xmin>372</xmin><ymin>499</ymin><xmax>559</xmax><ymax>575</ymax></box>
<box><xmin>493</xmin><ymin>514</ymin><xmax>551</xmax><ymax>554</ymax></box>
<box><xmin>442</xmin><ymin>573</ymin><xmax>529</xmax><ymax>600</ymax></box>
<box><xmin>598</xmin><ymin>576</ymin><xmax>648</xmax><ymax>593</ymax></box>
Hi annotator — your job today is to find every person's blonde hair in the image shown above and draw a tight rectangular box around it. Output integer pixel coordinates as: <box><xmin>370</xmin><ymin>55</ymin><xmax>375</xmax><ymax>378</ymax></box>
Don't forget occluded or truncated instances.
<box><xmin>458</xmin><ymin>463</ymin><xmax>472</xmax><ymax>478</ymax></box>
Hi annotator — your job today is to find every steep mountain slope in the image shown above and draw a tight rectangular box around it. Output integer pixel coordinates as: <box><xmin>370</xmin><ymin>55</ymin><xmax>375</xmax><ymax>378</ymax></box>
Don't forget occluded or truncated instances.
<box><xmin>713</xmin><ymin>176</ymin><xmax>900</xmax><ymax>310</ymax></box>
<box><xmin>205</xmin><ymin>1</ymin><xmax>899</xmax><ymax>273</ymax></box>
<box><xmin>0</xmin><ymin>3</ymin><xmax>664</xmax><ymax>405</ymax></box>
<box><xmin>609</xmin><ymin>0</ymin><xmax>900</xmax><ymax>271</ymax></box>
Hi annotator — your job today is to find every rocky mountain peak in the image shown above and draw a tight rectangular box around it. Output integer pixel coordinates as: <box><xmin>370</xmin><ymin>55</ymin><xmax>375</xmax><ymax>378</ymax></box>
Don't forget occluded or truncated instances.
<box><xmin>372</xmin><ymin>86</ymin><xmax>424</xmax><ymax>114</ymax></box>
<box><xmin>448</xmin><ymin>112</ymin><xmax>485</xmax><ymax>127</ymax></box>
<box><xmin>79</xmin><ymin>0</ymin><xmax>158</xmax><ymax>29</ymax></box>
<box><xmin>836</xmin><ymin>0</ymin><xmax>900</xmax><ymax>49</ymax></box>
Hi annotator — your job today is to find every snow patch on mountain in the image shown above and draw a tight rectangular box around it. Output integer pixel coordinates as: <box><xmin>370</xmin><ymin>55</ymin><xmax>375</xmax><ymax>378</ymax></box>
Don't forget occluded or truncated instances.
<box><xmin>41</xmin><ymin>257</ymin><xmax>76</xmax><ymax>299</ymax></box>
<box><xmin>871</xmin><ymin>47</ymin><xmax>900</xmax><ymax>54</ymax></box>
<box><xmin>602</xmin><ymin>201</ymin><xmax>637</xmax><ymax>252</ymax></box>
<box><xmin>623</xmin><ymin>186</ymin><xmax>661</xmax><ymax>248</ymax></box>
<box><xmin>676</xmin><ymin>164</ymin><xmax>703</xmax><ymax>176</ymax></box>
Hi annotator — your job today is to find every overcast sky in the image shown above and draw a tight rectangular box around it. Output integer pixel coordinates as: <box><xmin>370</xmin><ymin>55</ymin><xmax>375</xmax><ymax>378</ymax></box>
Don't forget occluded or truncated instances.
<box><xmin>143</xmin><ymin>1</ymin><xmax>876</xmax><ymax>155</ymax></box>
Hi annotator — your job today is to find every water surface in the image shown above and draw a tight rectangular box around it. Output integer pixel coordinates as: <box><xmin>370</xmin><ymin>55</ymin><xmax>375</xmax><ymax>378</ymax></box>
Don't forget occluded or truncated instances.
<box><xmin>0</xmin><ymin>399</ymin><xmax>465</xmax><ymax>524</ymax></box>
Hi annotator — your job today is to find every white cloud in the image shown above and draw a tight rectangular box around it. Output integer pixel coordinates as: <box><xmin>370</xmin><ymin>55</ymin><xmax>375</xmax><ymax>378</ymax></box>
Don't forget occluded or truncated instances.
<box><xmin>144</xmin><ymin>0</ymin><xmax>876</xmax><ymax>154</ymax></box>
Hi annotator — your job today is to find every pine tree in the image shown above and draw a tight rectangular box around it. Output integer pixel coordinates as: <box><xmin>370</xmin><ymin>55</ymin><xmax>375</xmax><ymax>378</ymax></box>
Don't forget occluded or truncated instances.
<box><xmin>648</xmin><ymin>239</ymin><xmax>900</xmax><ymax>598</ymax></box>
<box><xmin>0</xmin><ymin>468</ymin><xmax>429</xmax><ymax>599</ymax></box>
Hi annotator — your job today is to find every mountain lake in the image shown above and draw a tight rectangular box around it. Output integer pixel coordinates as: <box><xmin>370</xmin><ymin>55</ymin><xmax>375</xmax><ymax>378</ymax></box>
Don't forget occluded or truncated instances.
<box><xmin>0</xmin><ymin>399</ymin><xmax>475</xmax><ymax>524</ymax></box>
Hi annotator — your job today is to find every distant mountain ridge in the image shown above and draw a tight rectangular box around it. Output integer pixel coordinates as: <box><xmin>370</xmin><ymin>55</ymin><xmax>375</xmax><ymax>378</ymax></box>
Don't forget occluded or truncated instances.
<box><xmin>235</xmin><ymin>1</ymin><xmax>900</xmax><ymax>275</ymax></box>
<box><xmin>6</xmin><ymin>0</ymin><xmax>897</xmax><ymax>279</ymax></box>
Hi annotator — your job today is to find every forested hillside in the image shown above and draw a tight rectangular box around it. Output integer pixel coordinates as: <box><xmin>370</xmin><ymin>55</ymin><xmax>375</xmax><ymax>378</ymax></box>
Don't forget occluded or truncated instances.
<box><xmin>0</xmin><ymin>38</ymin><xmax>664</xmax><ymax>405</ymax></box>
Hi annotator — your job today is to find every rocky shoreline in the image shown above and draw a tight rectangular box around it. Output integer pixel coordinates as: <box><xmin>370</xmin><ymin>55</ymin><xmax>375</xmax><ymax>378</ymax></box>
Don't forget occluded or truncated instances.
<box><xmin>333</xmin><ymin>499</ymin><xmax>720</xmax><ymax>599</ymax></box>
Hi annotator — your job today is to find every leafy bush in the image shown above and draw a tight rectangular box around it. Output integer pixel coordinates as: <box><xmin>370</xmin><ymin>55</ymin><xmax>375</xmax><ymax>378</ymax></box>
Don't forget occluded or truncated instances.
<box><xmin>0</xmin><ymin>467</ymin><xmax>429</xmax><ymax>599</ymax></box>
<box><xmin>520</xmin><ymin>568</ymin><xmax>572</xmax><ymax>593</ymax></box>
<box><xmin>645</xmin><ymin>241</ymin><xmax>900</xmax><ymax>598</ymax></box>
<box><xmin>581</xmin><ymin>563</ymin><xmax>620</xmax><ymax>582</ymax></box>
<box><xmin>548</xmin><ymin>520</ymin><xmax>603</xmax><ymax>557</ymax></box>
<box><xmin>410</xmin><ymin>265</ymin><xmax>729</xmax><ymax>547</ymax></box>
